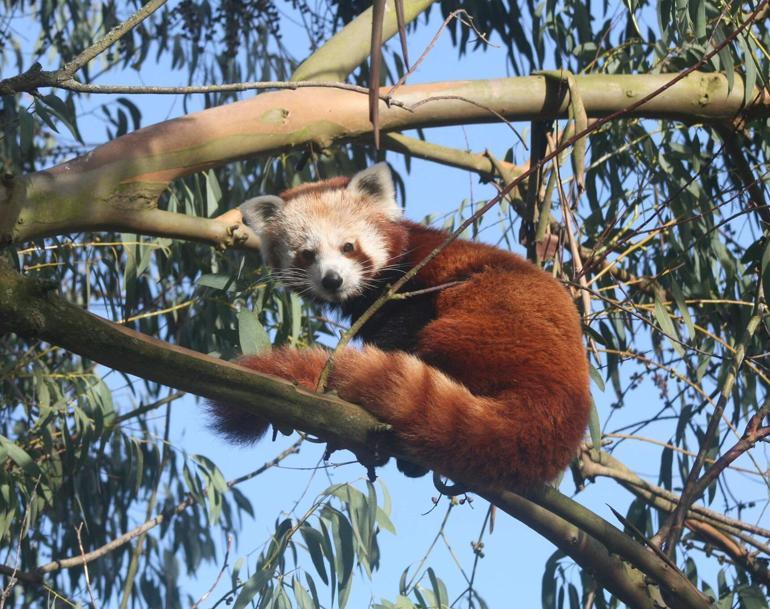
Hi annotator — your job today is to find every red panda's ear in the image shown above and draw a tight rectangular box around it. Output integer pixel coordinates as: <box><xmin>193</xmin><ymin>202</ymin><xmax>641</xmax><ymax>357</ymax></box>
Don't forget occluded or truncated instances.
<box><xmin>347</xmin><ymin>163</ymin><xmax>400</xmax><ymax>219</ymax></box>
<box><xmin>239</xmin><ymin>195</ymin><xmax>285</xmax><ymax>231</ymax></box>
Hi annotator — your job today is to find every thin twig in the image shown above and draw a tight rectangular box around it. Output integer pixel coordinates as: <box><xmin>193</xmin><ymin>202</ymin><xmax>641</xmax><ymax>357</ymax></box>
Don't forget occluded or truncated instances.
<box><xmin>115</xmin><ymin>390</ymin><xmax>185</xmax><ymax>424</ymax></box>
<box><xmin>190</xmin><ymin>535</ymin><xmax>232</xmax><ymax>609</ymax></box>
<box><xmin>405</xmin><ymin>503</ymin><xmax>455</xmax><ymax>592</ymax></box>
<box><xmin>389</xmin><ymin>280</ymin><xmax>465</xmax><ymax>300</ymax></box>
<box><xmin>0</xmin><ymin>442</ymin><xmax>301</xmax><ymax>585</ymax></box>
<box><xmin>659</xmin><ymin>296</ymin><xmax>767</xmax><ymax>553</ymax></box>
<box><xmin>75</xmin><ymin>524</ymin><xmax>98</xmax><ymax>609</ymax></box>
<box><xmin>388</xmin><ymin>10</ymin><xmax>492</xmax><ymax>98</ymax></box>
<box><xmin>62</xmin><ymin>0</ymin><xmax>168</xmax><ymax>76</ymax></box>
<box><xmin>553</xmin><ymin>135</ymin><xmax>592</xmax><ymax>323</ymax></box>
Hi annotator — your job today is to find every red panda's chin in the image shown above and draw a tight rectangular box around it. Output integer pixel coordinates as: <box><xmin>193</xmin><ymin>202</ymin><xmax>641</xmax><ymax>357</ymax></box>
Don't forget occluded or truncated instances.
<box><xmin>313</xmin><ymin>285</ymin><xmax>361</xmax><ymax>304</ymax></box>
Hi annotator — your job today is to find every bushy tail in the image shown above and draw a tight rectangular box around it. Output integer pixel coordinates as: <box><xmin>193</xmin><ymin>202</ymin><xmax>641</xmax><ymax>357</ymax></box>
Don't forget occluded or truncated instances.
<box><xmin>210</xmin><ymin>346</ymin><xmax>589</xmax><ymax>488</ymax></box>
<box><xmin>206</xmin><ymin>347</ymin><xmax>329</xmax><ymax>444</ymax></box>
<box><xmin>329</xmin><ymin>346</ymin><xmax>588</xmax><ymax>488</ymax></box>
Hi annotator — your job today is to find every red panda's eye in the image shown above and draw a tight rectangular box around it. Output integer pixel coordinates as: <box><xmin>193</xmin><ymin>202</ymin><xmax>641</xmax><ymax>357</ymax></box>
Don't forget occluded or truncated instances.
<box><xmin>300</xmin><ymin>249</ymin><xmax>316</xmax><ymax>263</ymax></box>
<box><xmin>342</xmin><ymin>242</ymin><xmax>355</xmax><ymax>253</ymax></box>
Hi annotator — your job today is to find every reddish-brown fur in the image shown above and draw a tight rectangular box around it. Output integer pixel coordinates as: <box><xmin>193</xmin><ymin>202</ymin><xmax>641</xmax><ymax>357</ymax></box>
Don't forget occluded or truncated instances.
<box><xmin>213</xmin><ymin>179</ymin><xmax>591</xmax><ymax>490</ymax></box>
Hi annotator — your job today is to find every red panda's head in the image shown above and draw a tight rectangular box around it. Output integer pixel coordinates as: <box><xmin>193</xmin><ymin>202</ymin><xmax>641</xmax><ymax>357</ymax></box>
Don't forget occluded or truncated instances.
<box><xmin>240</xmin><ymin>164</ymin><xmax>406</xmax><ymax>302</ymax></box>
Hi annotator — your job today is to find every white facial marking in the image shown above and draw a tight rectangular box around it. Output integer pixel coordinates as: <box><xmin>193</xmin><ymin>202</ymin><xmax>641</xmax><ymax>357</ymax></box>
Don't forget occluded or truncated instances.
<box><xmin>255</xmin><ymin>168</ymin><xmax>400</xmax><ymax>303</ymax></box>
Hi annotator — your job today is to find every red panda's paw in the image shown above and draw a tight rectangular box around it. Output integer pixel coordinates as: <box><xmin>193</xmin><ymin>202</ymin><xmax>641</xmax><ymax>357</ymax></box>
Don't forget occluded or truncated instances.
<box><xmin>236</xmin><ymin>347</ymin><xmax>330</xmax><ymax>391</ymax></box>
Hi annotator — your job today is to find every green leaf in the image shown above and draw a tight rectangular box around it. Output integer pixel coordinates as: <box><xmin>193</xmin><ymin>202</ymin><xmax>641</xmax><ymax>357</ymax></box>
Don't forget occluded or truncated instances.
<box><xmin>290</xmin><ymin>292</ymin><xmax>303</xmax><ymax>341</ymax></box>
<box><xmin>588</xmin><ymin>399</ymin><xmax>601</xmax><ymax>451</ymax></box>
<box><xmin>306</xmin><ymin>574</ymin><xmax>321</xmax><ymax>609</ymax></box>
<box><xmin>205</xmin><ymin>170</ymin><xmax>222</xmax><ymax>217</ymax></box>
<box><xmin>323</xmin><ymin>506</ymin><xmax>354</xmax><ymax>609</ymax></box>
<box><xmin>712</xmin><ymin>26</ymin><xmax>735</xmax><ymax>93</ymax></box>
<box><xmin>293</xmin><ymin>575</ymin><xmax>317</xmax><ymax>609</ymax></box>
<box><xmin>588</xmin><ymin>363</ymin><xmax>605</xmax><ymax>392</ymax></box>
<box><xmin>541</xmin><ymin>550</ymin><xmax>565</xmax><ymax>609</ymax></box>
<box><xmin>238</xmin><ymin>309</ymin><xmax>271</xmax><ymax>355</ymax></box>
<box><xmin>300</xmin><ymin>524</ymin><xmax>329</xmax><ymax>585</ymax></box>
<box><xmin>427</xmin><ymin>568</ymin><xmax>448</xmax><ymax>609</ymax></box>
<box><xmin>739</xmin><ymin>34</ymin><xmax>758</xmax><ymax>107</ymax></box>
<box><xmin>233</xmin><ymin>567</ymin><xmax>272</xmax><ymax>609</ymax></box>
<box><xmin>670</xmin><ymin>281</ymin><xmax>694</xmax><ymax>341</ymax></box>
<box><xmin>761</xmin><ymin>236</ymin><xmax>770</xmax><ymax>307</ymax></box>
<box><xmin>659</xmin><ymin>446</ymin><xmax>673</xmax><ymax>491</ymax></box>
<box><xmin>692</xmin><ymin>0</ymin><xmax>706</xmax><ymax>39</ymax></box>
<box><xmin>197</xmin><ymin>273</ymin><xmax>236</xmax><ymax>291</ymax></box>
<box><xmin>653</xmin><ymin>295</ymin><xmax>684</xmax><ymax>357</ymax></box>
<box><xmin>34</xmin><ymin>99</ymin><xmax>59</xmax><ymax>132</ymax></box>
<box><xmin>231</xmin><ymin>556</ymin><xmax>245</xmax><ymax>591</ymax></box>
<box><xmin>19</xmin><ymin>107</ymin><xmax>34</xmax><ymax>157</ymax></box>
<box><xmin>736</xmin><ymin>583</ymin><xmax>768</xmax><ymax>609</ymax></box>
<box><xmin>40</xmin><ymin>93</ymin><xmax>82</xmax><ymax>142</ymax></box>
<box><xmin>116</xmin><ymin>97</ymin><xmax>142</xmax><ymax>130</ymax></box>
<box><xmin>0</xmin><ymin>435</ymin><xmax>41</xmax><ymax>477</ymax></box>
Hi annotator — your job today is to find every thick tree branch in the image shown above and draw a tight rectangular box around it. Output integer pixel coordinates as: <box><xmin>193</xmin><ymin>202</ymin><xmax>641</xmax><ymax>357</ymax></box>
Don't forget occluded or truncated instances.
<box><xmin>0</xmin><ymin>255</ymin><xmax>713</xmax><ymax>609</ymax></box>
<box><xmin>290</xmin><ymin>0</ymin><xmax>434</xmax><ymax>83</ymax></box>
<box><xmin>0</xmin><ymin>255</ymin><xmax>396</xmax><ymax>462</ymax></box>
<box><xmin>2</xmin><ymin>72</ymin><xmax>768</xmax><ymax>246</ymax></box>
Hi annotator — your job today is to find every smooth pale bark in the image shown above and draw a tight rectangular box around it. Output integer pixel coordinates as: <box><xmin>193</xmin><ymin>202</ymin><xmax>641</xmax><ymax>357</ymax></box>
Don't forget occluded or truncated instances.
<box><xmin>1</xmin><ymin>72</ymin><xmax>766</xmax><ymax>244</ymax></box>
<box><xmin>291</xmin><ymin>0</ymin><xmax>435</xmax><ymax>82</ymax></box>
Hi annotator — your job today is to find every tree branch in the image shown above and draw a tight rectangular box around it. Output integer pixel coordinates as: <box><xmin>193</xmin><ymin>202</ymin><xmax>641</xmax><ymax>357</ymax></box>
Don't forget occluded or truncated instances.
<box><xmin>0</xmin><ymin>255</ymin><xmax>712</xmax><ymax>609</ymax></box>
<box><xmin>379</xmin><ymin>132</ymin><xmax>525</xmax><ymax>179</ymax></box>
<box><xmin>660</xmin><ymin>298</ymin><xmax>767</xmax><ymax>553</ymax></box>
<box><xmin>579</xmin><ymin>449</ymin><xmax>770</xmax><ymax>551</ymax></box>
<box><xmin>0</xmin><ymin>440</ymin><xmax>301</xmax><ymax>585</ymax></box>
<box><xmin>0</xmin><ymin>255</ymin><xmax>396</xmax><ymax>461</ymax></box>
<box><xmin>580</xmin><ymin>449</ymin><xmax>770</xmax><ymax>587</ymax></box>
<box><xmin>3</xmin><ymin>72</ymin><xmax>768</xmax><ymax>246</ymax></box>
<box><xmin>0</xmin><ymin>0</ymin><xmax>167</xmax><ymax>95</ymax></box>
<box><xmin>290</xmin><ymin>0</ymin><xmax>434</xmax><ymax>83</ymax></box>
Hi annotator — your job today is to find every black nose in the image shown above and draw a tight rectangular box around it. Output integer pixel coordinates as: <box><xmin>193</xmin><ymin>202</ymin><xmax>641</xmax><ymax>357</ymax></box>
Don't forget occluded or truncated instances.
<box><xmin>322</xmin><ymin>271</ymin><xmax>343</xmax><ymax>291</ymax></box>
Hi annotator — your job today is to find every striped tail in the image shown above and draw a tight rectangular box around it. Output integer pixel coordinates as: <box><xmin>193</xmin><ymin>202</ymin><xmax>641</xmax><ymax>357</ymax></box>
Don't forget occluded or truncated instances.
<box><xmin>210</xmin><ymin>346</ymin><xmax>589</xmax><ymax>489</ymax></box>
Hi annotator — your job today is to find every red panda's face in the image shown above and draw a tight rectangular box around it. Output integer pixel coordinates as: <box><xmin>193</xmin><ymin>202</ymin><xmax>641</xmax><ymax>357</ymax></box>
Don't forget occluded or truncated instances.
<box><xmin>240</xmin><ymin>164</ymin><xmax>402</xmax><ymax>303</ymax></box>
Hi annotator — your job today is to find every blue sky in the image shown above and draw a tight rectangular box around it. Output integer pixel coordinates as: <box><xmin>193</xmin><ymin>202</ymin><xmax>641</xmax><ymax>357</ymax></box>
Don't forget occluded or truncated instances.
<box><xmin>9</xmin><ymin>1</ymin><xmax>770</xmax><ymax>607</ymax></box>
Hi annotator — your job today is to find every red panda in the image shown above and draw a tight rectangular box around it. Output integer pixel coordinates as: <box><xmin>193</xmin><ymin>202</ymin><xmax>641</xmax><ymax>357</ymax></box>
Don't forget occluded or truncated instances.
<box><xmin>210</xmin><ymin>163</ymin><xmax>591</xmax><ymax>489</ymax></box>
